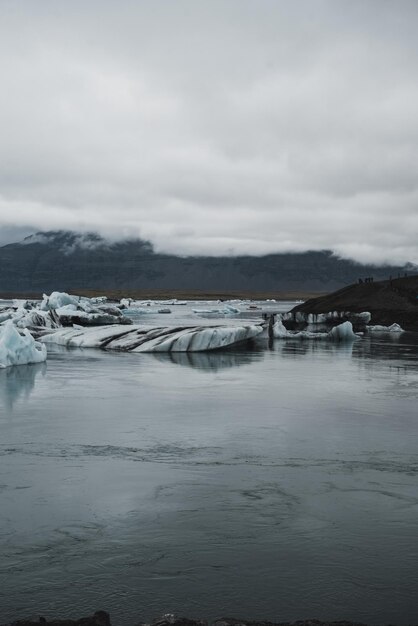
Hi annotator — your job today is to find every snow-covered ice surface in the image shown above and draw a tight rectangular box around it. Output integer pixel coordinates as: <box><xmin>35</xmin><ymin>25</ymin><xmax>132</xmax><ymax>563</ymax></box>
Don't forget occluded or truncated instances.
<box><xmin>41</xmin><ymin>323</ymin><xmax>264</xmax><ymax>352</ymax></box>
<box><xmin>0</xmin><ymin>320</ymin><xmax>47</xmax><ymax>368</ymax></box>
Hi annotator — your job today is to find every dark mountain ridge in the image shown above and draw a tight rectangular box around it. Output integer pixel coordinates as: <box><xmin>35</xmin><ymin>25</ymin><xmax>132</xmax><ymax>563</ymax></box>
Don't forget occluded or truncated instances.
<box><xmin>0</xmin><ymin>230</ymin><xmax>414</xmax><ymax>295</ymax></box>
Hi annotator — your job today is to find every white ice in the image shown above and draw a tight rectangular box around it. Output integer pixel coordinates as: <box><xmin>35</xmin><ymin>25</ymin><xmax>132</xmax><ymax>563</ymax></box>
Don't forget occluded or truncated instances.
<box><xmin>273</xmin><ymin>320</ymin><xmax>328</xmax><ymax>340</ymax></box>
<box><xmin>273</xmin><ymin>319</ymin><xmax>358</xmax><ymax>342</ymax></box>
<box><xmin>368</xmin><ymin>323</ymin><xmax>404</xmax><ymax>333</ymax></box>
<box><xmin>0</xmin><ymin>320</ymin><xmax>47</xmax><ymax>368</ymax></box>
<box><xmin>328</xmin><ymin>321</ymin><xmax>358</xmax><ymax>341</ymax></box>
<box><xmin>192</xmin><ymin>304</ymin><xmax>240</xmax><ymax>315</ymax></box>
<box><xmin>41</xmin><ymin>291</ymin><xmax>80</xmax><ymax>311</ymax></box>
<box><xmin>3</xmin><ymin>292</ymin><xmax>130</xmax><ymax>329</ymax></box>
<box><xmin>41</xmin><ymin>323</ymin><xmax>263</xmax><ymax>352</ymax></box>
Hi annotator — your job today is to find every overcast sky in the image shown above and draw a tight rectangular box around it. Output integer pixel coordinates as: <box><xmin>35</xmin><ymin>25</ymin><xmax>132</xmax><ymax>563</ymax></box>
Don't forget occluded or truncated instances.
<box><xmin>0</xmin><ymin>1</ymin><xmax>417</xmax><ymax>263</ymax></box>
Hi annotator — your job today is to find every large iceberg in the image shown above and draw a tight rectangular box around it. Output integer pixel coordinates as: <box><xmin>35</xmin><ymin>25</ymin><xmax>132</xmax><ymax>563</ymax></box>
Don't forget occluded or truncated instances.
<box><xmin>41</xmin><ymin>323</ymin><xmax>263</xmax><ymax>352</ymax></box>
<box><xmin>0</xmin><ymin>321</ymin><xmax>47</xmax><ymax>368</ymax></box>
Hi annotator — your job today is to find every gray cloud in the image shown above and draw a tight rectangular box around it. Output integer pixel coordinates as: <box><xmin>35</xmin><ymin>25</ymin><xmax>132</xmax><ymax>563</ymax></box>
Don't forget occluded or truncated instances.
<box><xmin>0</xmin><ymin>0</ymin><xmax>417</xmax><ymax>264</ymax></box>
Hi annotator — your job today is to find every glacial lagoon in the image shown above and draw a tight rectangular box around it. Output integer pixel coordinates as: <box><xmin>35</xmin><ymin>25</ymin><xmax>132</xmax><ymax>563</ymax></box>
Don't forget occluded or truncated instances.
<box><xmin>0</xmin><ymin>302</ymin><xmax>418</xmax><ymax>625</ymax></box>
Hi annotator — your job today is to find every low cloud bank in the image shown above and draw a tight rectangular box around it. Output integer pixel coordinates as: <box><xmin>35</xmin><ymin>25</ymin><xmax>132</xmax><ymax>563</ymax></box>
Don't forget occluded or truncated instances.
<box><xmin>1</xmin><ymin>1</ymin><xmax>418</xmax><ymax>265</ymax></box>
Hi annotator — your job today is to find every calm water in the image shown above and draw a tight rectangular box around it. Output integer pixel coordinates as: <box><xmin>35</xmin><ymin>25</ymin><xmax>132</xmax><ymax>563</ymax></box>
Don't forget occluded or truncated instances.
<box><xmin>0</xmin><ymin>306</ymin><xmax>418</xmax><ymax>625</ymax></box>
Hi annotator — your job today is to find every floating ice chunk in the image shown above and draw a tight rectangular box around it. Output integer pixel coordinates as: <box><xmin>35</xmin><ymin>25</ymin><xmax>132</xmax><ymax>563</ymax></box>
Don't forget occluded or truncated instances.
<box><xmin>328</xmin><ymin>321</ymin><xmax>357</xmax><ymax>342</ymax></box>
<box><xmin>193</xmin><ymin>308</ymin><xmax>221</xmax><ymax>315</ymax></box>
<box><xmin>273</xmin><ymin>319</ymin><xmax>358</xmax><ymax>342</ymax></box>
<box><xmin>0</xmin><ymin>321</ymin><xmax>47</xmax><ymax>368</ymax></box>
<box><xmin>41</xmin><ymin>291</ymin><xmax>80</xmax><ymax>311</ymax></box>
<box><xmin>126</xmin><ymin>307</ymin><xmax>154</xmax><ymax>315</ymax></box>
<box><xmin>193</xmin><ymin>304</ymin><xmax>240</xmax><ymax>315</ymax></box>
<box><xmin>3</xmin><ymin>292</ymin><xmax>126</xmax><ymax>330</ymax></box>
<box><xmin>96</xmin><ymin>305</ymin><xmax>123</xmax><ymax>317</ymax></box>
<box><xmin>368</xmin><ymin>323</ymin><xmax>404</xmax><ymax>333</ymax></box>
<box><xmin>287</xmin><ymin>310</ymin><xmax>371</xmax><ymax>325</ymax></box>
<box><xmin>90</xmin><ymin>296</ymin><xmax>107</xmax><ymax>304</ymax></box>
<box><xmin>356</xmin><ymin>311</ymin><xmax>372</xmax><ymax>324</ymax></box>
<box><xmin>272</xmin><ymin>319</ymin><xmax>328</xmax><ymax>340</ymax></box>
<box><xmin>223</xmin><ymin>304</ymin><xmax>240</xmax><ymax>314</ymax></box>
<box><xmin>273</xmin><ymin>320</ymin><xmax>290</xmax><ymax>338</ymax></box>
<box><xmin>15</xmin><ymin>308</ymin><xmax>59</xmax><ymax>329</ymax></box>
<box><xmin>41</xmin><ymin>324</ymin><xmax>263</xmax><ymax>352</ymax></box>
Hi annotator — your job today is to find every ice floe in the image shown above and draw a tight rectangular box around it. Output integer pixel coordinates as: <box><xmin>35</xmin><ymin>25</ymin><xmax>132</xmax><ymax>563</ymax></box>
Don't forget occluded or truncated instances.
<box><xmin>273</xmin><ymin>319</ymin><xmax>358</xmax><ymax>342</ymax></box>
<box><xmin>41</xmin><ymin>323</ymin><xmax>263</xmax><ymax>352</ymax></box>
<box><xmin>368</xmin><ymin>323</ymin><xmax>404</xmax><ymax>333</ymax></box>
<box><xmin>0</xmin><ymin>321</ymin><xmax>47</xmax><ymax>368</ymax></box>
<box><xmin>192</xmin><ymin>304</ymin><xmax>240</xmax><ymax>315</ymax></box>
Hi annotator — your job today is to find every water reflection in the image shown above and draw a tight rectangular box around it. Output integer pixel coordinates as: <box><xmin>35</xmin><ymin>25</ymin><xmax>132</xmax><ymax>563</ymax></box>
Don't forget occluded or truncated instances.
<box><xmin>269</xmin><ymin>332</ymin><xmax>418</xmax><ymax>364</ymax></box>
<box><xmin>0</xmin><ymin>362</ymin><xmax>46</xmax><ymax>410</ymax></box>
<box><xmin>151</xmin><ymin>349</ymin><xmax>262</xmax><ymax>371</ymax></box>
<box><xmin>273</xmin><ymin>338</ymin><xmax>354</xmax><ymax>359</ymax></box>
<box><xmin>358</xmin><ymin>332</ymin><xmax>418</xmax><ymax>363</ymax></box>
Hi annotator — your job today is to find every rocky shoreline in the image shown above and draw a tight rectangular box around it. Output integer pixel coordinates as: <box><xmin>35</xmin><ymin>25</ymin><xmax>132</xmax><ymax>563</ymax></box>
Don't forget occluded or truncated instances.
<box><xmin>1</xmin><ymin>613</ymin><xmax>401</xmax><ymax>626</ymax></box>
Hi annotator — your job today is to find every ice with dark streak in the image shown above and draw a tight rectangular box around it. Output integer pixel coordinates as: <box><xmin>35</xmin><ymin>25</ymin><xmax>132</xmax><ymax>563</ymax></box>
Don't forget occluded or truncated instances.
<box><xmin>41</xmin><ymin>323</ymin><xmax>264</xmax><ymax>352</ymax></box>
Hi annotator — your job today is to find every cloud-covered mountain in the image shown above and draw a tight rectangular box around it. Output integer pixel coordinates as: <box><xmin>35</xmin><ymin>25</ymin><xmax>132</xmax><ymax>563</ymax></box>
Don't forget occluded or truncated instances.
<box><xmin>1</xmin><ymin>2</ymin><xmax>418</xmax><ymax>265</ymax></box>
<box><xmin>0</xmin><ymin>231</ymin><xmax>413</xmax><ymax>295</ymax></box>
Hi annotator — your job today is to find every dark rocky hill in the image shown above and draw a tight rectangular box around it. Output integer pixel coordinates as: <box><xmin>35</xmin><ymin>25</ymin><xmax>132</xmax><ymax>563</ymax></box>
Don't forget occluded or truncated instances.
<box><xmin>0</xmin><ymin>230</ymin><xmax>413</xmax><ymax>295</ymax></box>
<box><xmin>291</xmin><ymin>275</ymin><xmax>418</xmax><ymax>330</ymax></box>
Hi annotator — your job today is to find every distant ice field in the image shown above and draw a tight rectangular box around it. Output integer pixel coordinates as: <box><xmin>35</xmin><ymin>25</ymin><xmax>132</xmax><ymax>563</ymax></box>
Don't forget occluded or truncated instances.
<box><xmin>120</xmin><ymin>298</ymin><xmax>292</xmax><ymax>326</ymax></box>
